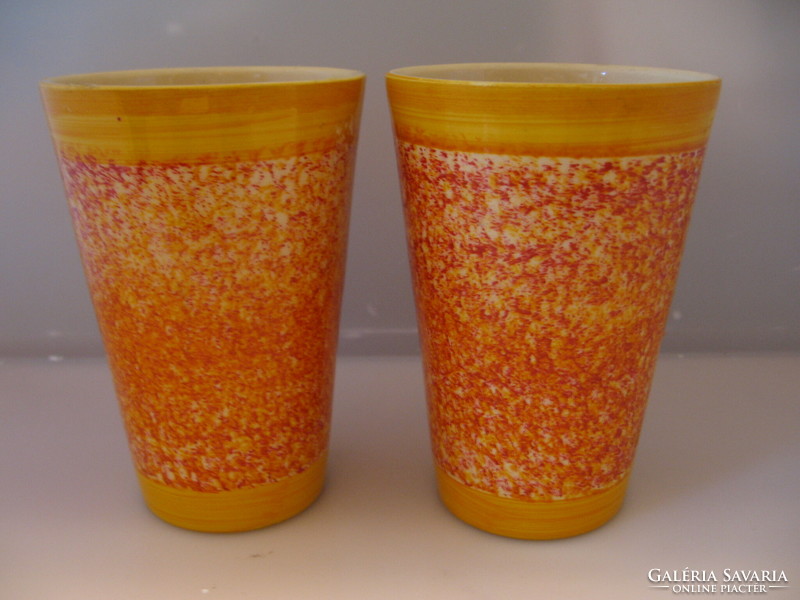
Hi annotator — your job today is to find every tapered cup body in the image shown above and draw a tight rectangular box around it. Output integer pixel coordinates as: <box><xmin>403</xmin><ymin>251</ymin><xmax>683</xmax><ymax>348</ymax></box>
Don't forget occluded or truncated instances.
<box><xmin>387</xmin><ymin>63</ymin><xmax>719</xmax><ymax>539</ymax></box>
<box><xmin>42</xmin><ymin>67</ymin><xmax>364</xmax><ymax>531</ymax></box>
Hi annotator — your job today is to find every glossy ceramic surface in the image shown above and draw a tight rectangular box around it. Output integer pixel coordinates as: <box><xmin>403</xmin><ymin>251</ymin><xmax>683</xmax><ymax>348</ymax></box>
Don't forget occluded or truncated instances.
<box><xmin>42</xmin><ymin>67</ymin><xmax>364</xmax><ymax>532</ymax></box>
<box><xmin>387</xmin><ymin>63</ymin><xmax>720</xmax><ymax>539</ymax></box>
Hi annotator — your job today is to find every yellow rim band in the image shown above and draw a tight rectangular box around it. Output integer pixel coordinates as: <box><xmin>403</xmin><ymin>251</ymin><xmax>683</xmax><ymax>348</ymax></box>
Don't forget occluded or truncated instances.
<box><xmin>436</xmin><ymin>467</ymin><xmax>629</xmax><ymax>540</ymax></box>
<box><xmin>137</xmin><ymin>455</ymin><xmax>327</xmax><ymax>532</ymax></box>
<box><xmin>387</xmin><ymin>64</ymin><xmax>720</xmax><ymax>157</ymax></box>
<box><xmin>41</xmin><ymin>67</ymin><xmax>365</xmax><ymax>163</ymax></box>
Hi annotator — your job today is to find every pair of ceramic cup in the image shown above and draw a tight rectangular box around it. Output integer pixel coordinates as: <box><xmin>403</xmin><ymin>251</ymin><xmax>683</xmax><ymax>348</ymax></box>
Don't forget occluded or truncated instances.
<box><xmin>40</xmin><ymin>63</ymin><xmax>720</xmax><ymax>539</ymax></box>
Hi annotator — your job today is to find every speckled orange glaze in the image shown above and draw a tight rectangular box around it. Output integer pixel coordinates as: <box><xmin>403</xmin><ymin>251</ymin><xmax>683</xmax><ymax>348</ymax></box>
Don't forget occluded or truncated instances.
<box><xmin>399</xmin><ymin>145</ymin><xmax>704</xmax><ymax>500</ymax></box>
<box><xmin>59</xmin><ymin>150</ymin><xmax>350</xmax><ymax>491</ymax></box>
<box><xmin>388</xmin><ymin>63</ymin><xmax>720</xmax><ymax>538</ymax></box>
<box><xmin>42</xmin><ymin>67</ymin><xmax>364</xmax><ymax>531</ymax></box>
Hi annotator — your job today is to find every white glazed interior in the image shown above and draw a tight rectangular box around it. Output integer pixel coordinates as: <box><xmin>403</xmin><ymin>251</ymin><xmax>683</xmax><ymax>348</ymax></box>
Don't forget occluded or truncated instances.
<box><xmin>42</xmin><ymin>66</ymin><xmax>364</xmax><ymax>88</ymax></box>
<box><xmin>390</xmin><ymin>63</ymin><xmax>719</xmax><ymax>85</ymax></box>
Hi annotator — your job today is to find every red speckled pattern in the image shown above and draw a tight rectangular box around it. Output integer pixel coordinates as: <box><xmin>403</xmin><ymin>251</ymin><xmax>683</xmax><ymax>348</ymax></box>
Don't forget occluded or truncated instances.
<box><xmin>398</xmin><ymin>143</ymin><xmax>705</xmax><ymax>501</ymax></box>
<box><xmin>59</xmin><ymin>148</ymin><xmax>353</xmax><ymax>492</ymax></box>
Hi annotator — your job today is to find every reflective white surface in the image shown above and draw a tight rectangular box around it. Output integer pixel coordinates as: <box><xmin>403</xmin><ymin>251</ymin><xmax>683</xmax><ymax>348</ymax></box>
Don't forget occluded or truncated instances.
<box><xmin>2</xmin><ymin>354</ymin><xmax>798</xmax><ymax>598</ymax></box>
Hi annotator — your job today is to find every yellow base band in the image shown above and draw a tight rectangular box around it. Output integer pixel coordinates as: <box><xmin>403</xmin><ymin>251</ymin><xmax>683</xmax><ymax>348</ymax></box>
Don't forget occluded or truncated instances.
<box><xmin>436</xmin><ymin>467</ymin><xmax>629</xmax><ymax>540</ymax></box>
<box><xmin>137</xmin><ymin>456</ymin><xmax>326</xmax><ymax>533</ymax></box>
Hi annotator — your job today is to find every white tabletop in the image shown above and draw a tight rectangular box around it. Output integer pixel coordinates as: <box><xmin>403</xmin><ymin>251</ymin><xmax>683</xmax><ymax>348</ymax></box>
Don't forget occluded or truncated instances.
<box><xmin>2</xmin><ymin>353</ymin><xmax>798</xmax><ymax>599</ymax></box>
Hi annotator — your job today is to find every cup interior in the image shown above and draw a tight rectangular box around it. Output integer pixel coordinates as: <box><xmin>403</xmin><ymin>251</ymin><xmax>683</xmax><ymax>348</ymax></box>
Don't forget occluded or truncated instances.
<box><xmin>42</xmin><ymin>66</ymin><xmax>364</xmax><ymax>88</ymax></box>
<box><xmin>389</xmin><ymin>63</ymin><xmax>718</xmax><ymax>85</ymax></box>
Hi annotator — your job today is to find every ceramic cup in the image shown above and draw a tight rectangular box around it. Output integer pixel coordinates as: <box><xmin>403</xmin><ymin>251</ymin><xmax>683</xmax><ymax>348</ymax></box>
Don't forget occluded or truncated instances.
<box><xmin>387</xmin><ymin>63</ymin><xmax>720</xmax><ymax>539</ymax></box>
<box><xmin>41</xmin><ymin>67</ymin><xmax>364</xmax><ymax>532</ymax></box>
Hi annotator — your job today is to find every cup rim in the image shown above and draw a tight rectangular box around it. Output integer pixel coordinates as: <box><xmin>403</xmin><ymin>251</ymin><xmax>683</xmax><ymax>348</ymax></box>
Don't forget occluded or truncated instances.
<box><xmin>387</xmin><ymin>62</ymin><xmax>720</xmax><ymax>86</ymax></box>
<box><xmin>40</xmin><ymin>66</ymin><xmax>365</xmax><ymax>89</ymax></box>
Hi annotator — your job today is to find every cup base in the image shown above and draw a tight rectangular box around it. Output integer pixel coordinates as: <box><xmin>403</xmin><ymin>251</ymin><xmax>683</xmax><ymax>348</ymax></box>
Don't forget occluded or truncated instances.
<box><xmin>137</xmin><ymin>455</ymin><xmax>326</xmax><ymax>532</ymax></box>
<box><xmin>436</xmin><ymin>467</ymin><xmax>629</xmax><ymax>540</ymax></box>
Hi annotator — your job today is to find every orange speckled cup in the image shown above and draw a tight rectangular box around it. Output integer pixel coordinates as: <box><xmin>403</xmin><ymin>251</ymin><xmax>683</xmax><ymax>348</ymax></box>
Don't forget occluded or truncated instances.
<box><xmin>387</xmin><ymin>63</ymin><xmax>720</xmax><ymax>539</ymax></box>
<box><xmin>41</xmin><ymin>67</ymin><xmax>364</xmax><ymax>532</ymax></box>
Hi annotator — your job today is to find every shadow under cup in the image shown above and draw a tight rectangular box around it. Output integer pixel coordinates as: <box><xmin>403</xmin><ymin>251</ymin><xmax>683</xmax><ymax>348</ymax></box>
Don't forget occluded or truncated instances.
<box><xmin>41</xmin><ymin>67</ymin><xmax>364</xmax><ymax>532</ymax></box>
<box><xmin>387</xmin><ymin>63</ymin><xmax>720</xmax><ymax>539</ymax></box>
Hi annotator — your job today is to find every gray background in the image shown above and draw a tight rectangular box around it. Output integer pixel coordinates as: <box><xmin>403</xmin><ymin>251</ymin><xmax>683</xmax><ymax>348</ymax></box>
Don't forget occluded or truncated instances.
<box><xmin>1</xmin><ymin>0</ymin><xmax>797</xmax><ymax>357</ymax></box>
